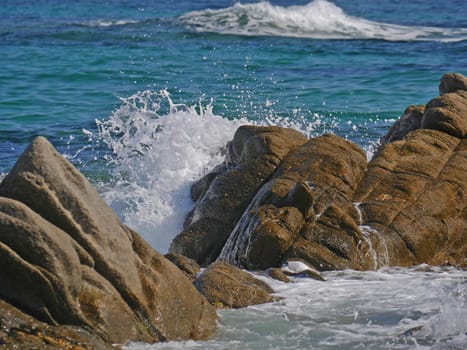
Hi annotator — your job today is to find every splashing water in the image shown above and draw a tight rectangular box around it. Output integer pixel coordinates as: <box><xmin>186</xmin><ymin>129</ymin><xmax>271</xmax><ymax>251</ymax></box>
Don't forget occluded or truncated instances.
<box><xmin>96</xmin><ymin>90</ymin><xmax>247</xmax><ymax>252</ymax></box>
<box><xmin>95</xmin><ymin>90</ymin><xmax>332</xmax><ymax>252</ymax></box>
<box><xmin>125</xmin><ymin>266</ymin><xmax>467</xmax><ymax>349</ymax></box>
<box><xmin>180</xmin><ymin>0</ymin><xmax>467</xmax><ymax>42</ymax></box>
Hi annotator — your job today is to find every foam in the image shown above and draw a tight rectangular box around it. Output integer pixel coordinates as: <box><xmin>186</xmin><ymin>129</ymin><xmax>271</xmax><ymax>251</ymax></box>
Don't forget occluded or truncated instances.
<box><xmin>96</xmin><ymin>90</ymin><xmax>248</xmax><ymax>252</ymax></box>
<box><xmin>180</xmin><ymin>0</ymin><xmax>467</xmax><ymax>42</ymax></box>
<box><xmin>79</xmin><ymin>19</ymin><xmax>139</xmax><ymax>28</ymax></box>
<box><xmin>124</xmin><ymin>266</ymin><xmax>467</xmax><ymax>349</ymax></box>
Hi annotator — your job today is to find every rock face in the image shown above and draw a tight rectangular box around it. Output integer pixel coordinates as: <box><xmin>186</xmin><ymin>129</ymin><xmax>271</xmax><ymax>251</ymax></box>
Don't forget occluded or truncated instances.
<box><xmin>218</xmin><ymin>134</ymin><xmax>371</xmax><ymax>271</ymax></box>
<box><xmin>175</xmin><ymin>73</ymin><xmax>467</xmax><ymax>271</ymax></box>
<box><xmin>0</xmin><ymin>137</ymin><xmax>217</xmax><ymax>347</ymax></box>
<box><xmin>170</xmin><ymin>125</ymin><xmax>307</xmax><ymax>266</ymax></box>
<box><xmin>194</xmin><ymin>262</ymin><xmax>275</xmax><ymax>309</ymax></box>
<box><xmin>380</xmin><ymin>105</ymin><xmax>425</xmax><ymax>145</ymax></box>
<box><xmin>439</xmin><ymin>72</ymin><xmax>467</xmax><ymax>95</ymax></box>
<box><xmin>0</xmin><ymin>299</ymin><xmax>112</xmax><ymax>350</ymax></box>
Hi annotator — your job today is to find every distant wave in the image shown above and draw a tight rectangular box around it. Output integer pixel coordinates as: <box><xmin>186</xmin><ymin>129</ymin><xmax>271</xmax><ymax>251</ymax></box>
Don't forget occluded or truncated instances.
<box><xmin>180</xmin><ymin>0</ymin><xmax>467</xmax><ymax>42</ymax></box>
<box><xmin>78</xmin><ymin>19</ymin><xmax>139</xmax><ymax>28</ymax></box>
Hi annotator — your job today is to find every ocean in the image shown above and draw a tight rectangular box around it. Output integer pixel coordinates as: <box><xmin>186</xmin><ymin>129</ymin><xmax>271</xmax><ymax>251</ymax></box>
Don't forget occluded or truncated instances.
<box><xmin>1</xmin><ymin>0</ymin><xmax>466</xmax><ymax>348</ymax></box>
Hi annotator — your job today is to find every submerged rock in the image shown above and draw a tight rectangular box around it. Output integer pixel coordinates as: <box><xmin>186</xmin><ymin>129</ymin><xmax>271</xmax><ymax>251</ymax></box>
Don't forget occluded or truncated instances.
<box><xmin>195</xmin><ymin>262</ymin><xmax>276</xmax><ymax>309</ymax></box>
<box><xmin>281</xmin><ymin>260</ymin><xmax>325</xmax><ymax>281</ymax></box>
<box><xmin>0</xmin><ymin>137</ymin><xmax>217</xmax><ymax>347</ymax></box>
<box><xmin>170</xmin><ymin>125</ymin><xmax>307</xmax><ymax>266</ymax></box>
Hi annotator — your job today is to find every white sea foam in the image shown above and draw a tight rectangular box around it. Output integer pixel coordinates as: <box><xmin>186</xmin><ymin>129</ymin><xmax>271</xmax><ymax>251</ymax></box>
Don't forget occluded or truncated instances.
<box><xmin>96</xmin><ymin>90</ymin><xmax>248</xmax><ymax>252</ymax></box>
<box><xmin>80</xmin><ymin>19</ymin><xmax>139</xmax><ymax>28</ymax></box>
<box><xmin>125</xmin><ymin>266</ymin><xmax>467</xmax><ymax>349</ymax></box>
<box><xmin>180</xmin><ymin>0</ymin><xmax>467</xmax><ymax>42</ymax></box>
<box><xmin>95</xmin><ymin>91</ymin><xmax>329</xmax><ymax>253</ymax></box>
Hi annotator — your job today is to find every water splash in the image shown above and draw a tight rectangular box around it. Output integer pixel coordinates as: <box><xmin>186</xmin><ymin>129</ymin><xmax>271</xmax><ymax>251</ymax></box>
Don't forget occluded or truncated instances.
<box><xmin>354</xmin><ymin>202</ymin><xmax>389</xmax><ymax>269</ymax></box>
<box><xmin>180</xmin><ymin>0</ymin><xmax>467</xmax><ymax>42</ymax></box>
<box><xmin>125</xmin><ymin>266</ymin><xmax>467</xmax><ymax>349</ymax></box>
<box><xmin>96</xmin><ymin>90</ymin><xmax>247</xmax><ymax>252</ymax></box>
<box><xmin>93</xmin><ymin>90</ymin><xmax>333</xmax><ymax>252</ymax></box>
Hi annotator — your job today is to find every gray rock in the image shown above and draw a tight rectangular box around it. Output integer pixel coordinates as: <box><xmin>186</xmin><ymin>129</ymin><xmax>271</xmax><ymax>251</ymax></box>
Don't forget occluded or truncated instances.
<box><xmin>0</xmin><ymin>137</ymin><xmax>217</xmax><ymax>345</ymax></box>
<box><xmin>439</xmin><ymin>72</ymin><xmax>467</xmax><ymax>95</ymax></box>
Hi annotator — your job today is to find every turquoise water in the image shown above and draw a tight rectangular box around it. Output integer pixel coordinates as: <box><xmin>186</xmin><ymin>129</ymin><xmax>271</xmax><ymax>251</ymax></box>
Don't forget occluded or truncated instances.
<box><xmin>1</xmin><ymin>0</ymin><xmax>466</xmax><ymax>175</ymax></box>
<box><xmin>1</xmin><ymin>1</ymin><xmax>467</xmax><ymax>348</ymax></box>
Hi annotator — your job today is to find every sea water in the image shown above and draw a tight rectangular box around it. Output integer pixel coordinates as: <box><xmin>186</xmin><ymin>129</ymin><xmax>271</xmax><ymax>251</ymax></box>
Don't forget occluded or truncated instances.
<box><xmin>1</xmin><ymin>0</ymin><xmax>466</xmax><ymax>348</ymax></box>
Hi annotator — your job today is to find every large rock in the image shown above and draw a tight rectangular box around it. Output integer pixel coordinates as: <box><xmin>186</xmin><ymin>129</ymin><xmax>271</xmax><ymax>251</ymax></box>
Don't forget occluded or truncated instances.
<box><xmin>170</xmin><ymin>125</ymin><xmax>307</xmax><ymax>266</ymax></box>
<box><xmin>439</xmin><ymin>72</ymin><xmax>467</xmax><ymax>95</ymax></box>
<box><xmin>356</xmin><ymin>129</ymin><xmax>466</xmax><ymax>267</ymax></box>
<box><xmin>0</xmin><ymin>137</ymin><xmax>217</xmax><ymax>345</ymax></box>
<box><xmin>358</xmin><ymin>73</ymin><xmax>467</xmax><ymax>267</ymax></box>
<box><xmin>194</xmin><ymin>262</ymin><xmax>275</xmax><ymax>309</ymax></box>
<box><xmin>421</xmin><ymin>89</ymin><xmax>467</xmax><ymax>138</ymax></box>
<box><xmin>0</xmin><ymin>299</ymin><xmax>112</xmax><ymax>350</ymax></box>
<box><xmin>380</xmin><ymin>105</ymin><xmax>425</xmax><ymax>145</ymax></box>
<box><xmin>183</xmin><ymin>73</ymin><xmax>467</xmax><ymax>271</ymax></box>
<box><xmin>219</xmin><ymin>134</ymin><xmax>371</xmax><ymax>271</ymax></box>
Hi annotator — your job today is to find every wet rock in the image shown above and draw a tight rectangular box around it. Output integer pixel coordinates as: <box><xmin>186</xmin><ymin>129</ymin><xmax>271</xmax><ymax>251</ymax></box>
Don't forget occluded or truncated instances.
<box><xmin>0</xmin><ymin>299</ymin><xmax>112</xmax><ymax>350</ymax></box>
<box><xmin>164</xmin><ymin>253</ymin><xmax>201</xmax><ymax>281</ymax></box>
<box><xmin>421</xmin><ymin>89</ymin><xmax>467</xmax><ymax>138</ymax></box>
<box><xmin>439</xmin><ymin>72</ymin><xmax>467</xmax><ymax>95</ymax></box>
<box><xmin>207</xmin><ymin>73</ymin><xmax>467</xmax><ymax>270</ymax></box>
<box><xmin>170</xmin><ymin>125</ymin><xmax>307</xmax><ymax>266</ymax></box>
<box><xmin>380</xmin><ymin>105</ymin><xmax>425</xmax><ymax>145</ymax></box>
<box><xmin>266</xmin><ymin>268</ymin><xmax>290</xmax><ymax>283</ymax></box>
<box><xmin>281</xmin><ymin>259</ymin><xmax>325</xmax><ymax>281</ymax></box>
<box><xmin>195</xmin><ymin>262</ymin><xmax>276</xmax><ymax>309</ymax></box>
<box><xmin>0</xmin><ymin>137</ymin><xmax>217</xmax><ymax>345</ymax></box>
<box><xmin>355</xmin><ymin>128</ymin><xmax>467</xmax><ymax>267</ymax></box>
<box><xmin>219</xmin><ymin>134</ymin><xmax>370</xmax><ymax>271</ymax></box>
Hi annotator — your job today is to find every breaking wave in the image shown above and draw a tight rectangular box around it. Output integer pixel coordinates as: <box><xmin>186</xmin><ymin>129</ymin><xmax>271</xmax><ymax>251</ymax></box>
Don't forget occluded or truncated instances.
<box><xmin>180</xmin><ymin>0</ymin><xmax>467</xmax><ymax>42</ymax></box>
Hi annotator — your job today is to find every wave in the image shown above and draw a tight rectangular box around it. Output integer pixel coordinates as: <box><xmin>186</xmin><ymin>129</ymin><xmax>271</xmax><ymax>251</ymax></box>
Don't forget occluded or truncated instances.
<box><xmin>78</xmin><ymin>19</ymin><xmax>140</xmax><ymax>28</ymax></box>
<box><xmin>93</xmin><ymin>91</ymin><xmax>336</xmax><ymax>252</ymax></box>
<box><xmin>179</xmin><ymin>0</ymin><xmax>467</xmax><ymax>42</ymax></box>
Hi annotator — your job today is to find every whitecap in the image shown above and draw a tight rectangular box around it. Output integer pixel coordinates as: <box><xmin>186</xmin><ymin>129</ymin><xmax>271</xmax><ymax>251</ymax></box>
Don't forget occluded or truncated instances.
<box><xmin>180</xmin><ymin>0</ymin><xmax>467</xmax><ymax>42</ymax></box>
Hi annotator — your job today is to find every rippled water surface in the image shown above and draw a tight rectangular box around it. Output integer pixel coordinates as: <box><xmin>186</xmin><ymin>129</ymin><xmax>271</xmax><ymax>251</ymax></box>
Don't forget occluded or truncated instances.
<box><xmin>1</xmin><ymin>0</ymin><xmax>466</xmax><ymax>348</ymax></box>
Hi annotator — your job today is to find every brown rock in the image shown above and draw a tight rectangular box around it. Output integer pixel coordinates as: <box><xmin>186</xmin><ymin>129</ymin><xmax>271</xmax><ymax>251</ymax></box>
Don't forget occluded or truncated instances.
<box><xmin>380</xmin><ymin>105</ymin><xmax>425</xmax><ymax>145</ymax></box>
<box><xmin>422</xmin><ymin>90</ymin><xmax>467</xmax><ymax>138</ymax></box>
<box><xmin>439</xmin><ymin>72</ymin><xmax>467</xmax><ymax>95</ymax></box>
<box><xmin>0</xmin><ymin>299</ymin><xmax>113</xmax><ymax>350</ymax></box>
<box><xmin>265</xmin><ymin>268</ymin><xmax>290</xmax><ymax>283</ymax></box>
<box><xmin>195</xmin><ymin>262</ymin><xmax>276</xmax><ymax>309</ymax></box>
<box><xmin>164</xmin><ymin>253</ymin><xmax>201</xmax><ymax>281</ymax></box>
<box><xmin>219</xmin><ymin>134</ymin><xmax>369</xmax><ymax>271</ymax></box>
<box><xmin>355</xmin><ymin>129</ymin><xmax>466</xmax><ymax>267</ymax></box>
<box><xmin>0</xmin><ymin>137</ymin><xmax>217</xmax><ymax>345</ymax></box>
<box><xmin>170</xmin><ymin>125</ymin><xmax>307</xmax><ymax>266</ymax></box>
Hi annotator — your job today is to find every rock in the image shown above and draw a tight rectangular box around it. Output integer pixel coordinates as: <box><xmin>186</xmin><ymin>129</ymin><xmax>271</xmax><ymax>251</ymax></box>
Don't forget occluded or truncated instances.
<box><xmin>164</xmin><ymin>253</ymin><xmax>201</xmax><ymax>281</ymax></box>
<box><xmin>0</xmin><ymin>137</ymin><xmax>217</xmax><ymax>345</ymax></box>
<box><xmin>281</xmin><ymin>259</ymin><xmax>325</xmax><ymax>281</ymax></box>
<box><xmin>355</xmin><ymin>128</ymin><xmax>467</xmax><ymax>267</ymax></box>
<box><xmin>421</xmin><ymin>90</ymin><xmax>467</xmax><ymax>138</ymax></box>
<box><xmin>170</xmin><ymin>125</ymin><xmax>307</xmax><ymax>266</ymax></box>
<box><xmin>265</xmin><ymin>268</ymin><xmax>290</xmax><ymax>283</ymax></box>
<box><xmin>380</xmin><ymin>105</ymin><xmax>425</xmax><ymax>145</ymax></box>
<box><xmin>0</xmin><ymin>299</ymin><xmax>113</xmax><ymax>350</ymax></box>
<box><xmin>439</xmin><ymin>72</ymin><xmax>467</xmax><ymax>95</ymax></box>
<box><xmin>194</xmin><ymin>262</ymin><xmax>276</xmax><ymax>309</ymax></box>
<box><xmin>217</xmin><ymin>73</ymin><xmax>467</xmax><ymax>270</ymax></box>
<box><xmin>219</xmin><ymin>134</ymin><xmax>370</xmax><ymax>271</ymax></box>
